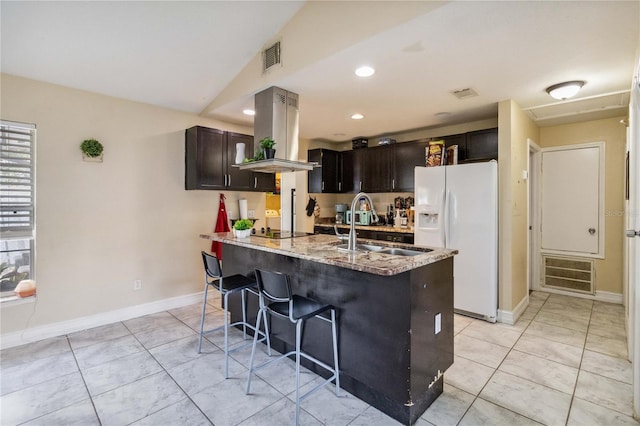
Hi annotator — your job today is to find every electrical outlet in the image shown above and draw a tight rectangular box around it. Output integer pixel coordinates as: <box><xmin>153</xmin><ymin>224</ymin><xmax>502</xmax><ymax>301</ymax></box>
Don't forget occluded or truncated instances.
<box><xmin>133</xmin><ymin>280</ymin><xmax>142</xmax><ymax>291</ymax></box>
<box><xmin>248</xmin><ymin>210</ymin><xmax>255</xmax><ymax>218</ymax></box>
<box><xmin>434</xmin><ymin>313</ymin><xmax>441</xmax><ymax>334</ymax></box>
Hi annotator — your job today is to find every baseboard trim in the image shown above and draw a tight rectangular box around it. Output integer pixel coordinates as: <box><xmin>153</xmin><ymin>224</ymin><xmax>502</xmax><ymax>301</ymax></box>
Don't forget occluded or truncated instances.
<box><xmin>0</xmin><ymin>292</ymin><xmax>204</xmax><ymax>350</ymax></box>
<box><xmin>497</xmin><ymin>294</ymin><xmax>529</xmax><ymax>325</ymax></box>
<box><xmin>594</xmin><ymin>290</ymin><xmax>624</xmax><ymax>304</ymax></box>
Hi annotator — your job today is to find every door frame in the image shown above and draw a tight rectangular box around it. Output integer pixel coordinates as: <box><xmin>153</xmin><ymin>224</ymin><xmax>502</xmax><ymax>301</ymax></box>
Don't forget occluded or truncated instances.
<box><xmin>528</xmin><ymin>139</ymin><xmax>541</xmax><ymax>291</ymax></box>
<box><xmin>540</xmin><ymin>141</ymin><xmax>606</xmax><ymax>259</ymax></box>
<box><xmin>628</xmin><ymin>65</ymin><xmax>639</xmax><ymax>419</ymax></box>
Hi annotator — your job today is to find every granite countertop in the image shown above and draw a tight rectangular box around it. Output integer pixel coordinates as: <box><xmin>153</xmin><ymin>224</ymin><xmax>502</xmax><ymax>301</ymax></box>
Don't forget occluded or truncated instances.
<box><xmin>200</xmin><ymin>233</ymin><xmax>456</xmax><ymax>276</ymax></box>
<box><xmin>314</xmin><ymin>223</ymin><xmax>415</xmax><ymax>234</ymax></box>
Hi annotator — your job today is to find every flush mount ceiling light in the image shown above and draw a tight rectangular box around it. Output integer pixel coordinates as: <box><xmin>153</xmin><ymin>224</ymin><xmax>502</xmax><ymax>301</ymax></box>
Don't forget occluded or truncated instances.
<box><xmin>243</xmin><ymin>109</ymin><xmax>256</xmax><ymax>116</ymax></box>
<box><xmin>351</xmin><ymin>113</ymin><xmax>364</xmax><ymax>120</ymax></box>
<box><xmin>355</xmin><ymin>66</ymin><xmax>375</xmax><ymax>77</ymax></box>
<box><xmin>545</xmin><ymin>81</ymin><xmax>585</xmax><ymax>100</ymax></box>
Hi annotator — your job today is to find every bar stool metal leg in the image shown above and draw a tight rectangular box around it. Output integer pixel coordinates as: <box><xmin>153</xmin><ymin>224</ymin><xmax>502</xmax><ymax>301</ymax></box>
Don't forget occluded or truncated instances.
<box><xmin>331</xmin><ymin>309</ymin><xmax>340</xmax><ymax>395</ymax></box>
<box><xmin>295</xmin><ymin>318</ymin><xmax>303</xmax><ymax>425</ymax></box>
<box><xmin>197</xmin><ymin>279</ymin><xmax>210</xmax><ymax>354</ymax></box>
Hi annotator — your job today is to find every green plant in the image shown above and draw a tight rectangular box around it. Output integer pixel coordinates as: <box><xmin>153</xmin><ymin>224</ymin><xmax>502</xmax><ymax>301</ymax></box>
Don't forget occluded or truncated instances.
<box><xmin>253</xmin><ymin>149</ymin><xmax>265</xmax><ymax>161</ymax></box>
<box><xmin>233</xmin><ymin>219</ymin><xmax>254</xmax><ymax>230</ymax></box>
<box><xmin>80</xmin><ymin>138</ymin><xmax>104</xmax><ymax>157</ymax></box>
<box><xmin>259</xmin><ymin>137</ymin><xmax>275</xmax><ymax>150</ymax></box>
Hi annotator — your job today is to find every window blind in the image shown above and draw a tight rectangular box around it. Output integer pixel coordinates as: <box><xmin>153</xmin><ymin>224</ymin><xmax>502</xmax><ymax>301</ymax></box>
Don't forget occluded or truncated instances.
<box><xmin>0</xmin><ymin>121</ymin><xmax>35</xmax><ymax>236</ymax></box>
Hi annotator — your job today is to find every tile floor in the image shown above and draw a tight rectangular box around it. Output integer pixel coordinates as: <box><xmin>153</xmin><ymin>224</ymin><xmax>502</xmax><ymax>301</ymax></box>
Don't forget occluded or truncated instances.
<box><xmin>1</xmin><ymin>291</ymin><xmax>638</xmax><ymax>425</ymax></box>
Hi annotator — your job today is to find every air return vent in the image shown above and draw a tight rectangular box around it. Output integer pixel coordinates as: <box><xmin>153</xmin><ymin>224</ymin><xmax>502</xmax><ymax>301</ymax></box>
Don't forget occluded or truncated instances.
<box><xmin>450</xmin><ymin>87</ymin><xmax>479</xmax><ymax>100</ymax></box>
<box><xmin>262</xmin><ymin>41</ymin><xmax>281</xmax><ymax>72</ymax></box>
<box><xmin>542</xmin><ymin>255</ymin><xmax>594</xmax><ymax>294</ymax></box>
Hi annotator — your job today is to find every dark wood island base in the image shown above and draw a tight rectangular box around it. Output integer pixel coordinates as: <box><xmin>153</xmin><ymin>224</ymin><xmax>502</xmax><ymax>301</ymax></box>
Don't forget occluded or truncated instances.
<box><xmin>217</xmin><ymin>238</ymin><xmax>454</xmax><ymax>425</ymax></box>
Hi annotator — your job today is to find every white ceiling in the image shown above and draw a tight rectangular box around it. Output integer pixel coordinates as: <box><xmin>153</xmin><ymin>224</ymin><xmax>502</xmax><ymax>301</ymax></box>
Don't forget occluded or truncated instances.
<box><xmin>2</xmin><ymin>1</ymin><xmax>639</xmax><ymax>142</ymax></box>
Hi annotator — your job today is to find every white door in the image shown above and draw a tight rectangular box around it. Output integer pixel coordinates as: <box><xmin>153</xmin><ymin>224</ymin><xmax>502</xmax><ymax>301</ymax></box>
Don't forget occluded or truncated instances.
<box><xmin>414</xmin><ymin>166</ymin><xmax>446</xmax><ymax>248</ymax></box>
<box><xmin>626</xmin><ymin>68</ymin><xmax>640</xmax><ymax>418</ymax></box>
<box><xmin>541</xmin><ymin>144</ymin><xmax>603</xmax><ymax>255</ymax></box>
<box><xmin>445</xmin><ymin>162</ymin><xmax>498</xmax><ymax>321</ymax></box>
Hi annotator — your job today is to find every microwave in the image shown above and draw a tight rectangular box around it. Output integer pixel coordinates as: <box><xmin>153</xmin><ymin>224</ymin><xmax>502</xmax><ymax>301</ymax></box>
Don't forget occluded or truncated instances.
<box><xmin>346</xmin><ymin>210</ymin><xmax>373</xmax><ymax>225</ymax></box>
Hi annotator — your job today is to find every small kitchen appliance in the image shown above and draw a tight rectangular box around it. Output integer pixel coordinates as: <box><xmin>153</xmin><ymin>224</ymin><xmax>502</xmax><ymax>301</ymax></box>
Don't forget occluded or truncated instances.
<box><xmin>335</xmin><ymin>203</ymin><xmax>348</xmax><ymax>224</ymax></box>
<box><xmin>346</xmin><ymin>210</ymin><xmax>373</xmax><ymax>226</ymax></box>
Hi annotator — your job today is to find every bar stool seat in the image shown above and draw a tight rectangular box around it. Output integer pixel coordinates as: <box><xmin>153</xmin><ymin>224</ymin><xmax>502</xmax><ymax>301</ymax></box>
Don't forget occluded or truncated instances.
<box><xmin>246</xmin><ymin>269</ymin><xmax>340</xmax><ymax>426</ymax></box>
<box><xmin>198</xmin><ymin>251</ymin><xmax>270</xmax><ymax>378</ymax></box>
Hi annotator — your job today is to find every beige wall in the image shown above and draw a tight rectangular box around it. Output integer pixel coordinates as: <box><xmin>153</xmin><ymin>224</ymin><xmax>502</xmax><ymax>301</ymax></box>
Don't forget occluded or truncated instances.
<box><xmin>539</xmin><ymin>116</ymin><xmax>627</xmax><ymax>294</ymax></box>
<box><xmin>0</xmin><ymin>74</ymin><xmax>265</xmax><ymax>335</ymax></box>
<box><xmin>498</xmin><ymin>100</ymin><xmax>540</xmax><ymax>312</ymax></box>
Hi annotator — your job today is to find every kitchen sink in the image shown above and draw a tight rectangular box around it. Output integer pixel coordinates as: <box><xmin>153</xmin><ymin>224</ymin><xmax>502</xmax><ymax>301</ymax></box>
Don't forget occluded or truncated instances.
<box><xmin>377</xmin><ymin>248</ymin><xmax>426</xmax><ymax>256</ymax></box>
<box><xmin>336</xmin><ymin>243</ymin><xmax>385</xmax><ymax>252</ymax></box>
<box><xmin>335</xmin><ymin>243</ymin><xmax>428</xmax><ymax>256</ymax></box>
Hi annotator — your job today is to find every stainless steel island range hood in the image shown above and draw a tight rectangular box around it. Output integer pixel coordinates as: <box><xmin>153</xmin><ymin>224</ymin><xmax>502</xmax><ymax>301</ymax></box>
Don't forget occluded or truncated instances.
<box><xmin>234</xmin><ymin>86</ymin><xmax>317</xmax><ymax>173</ymax></box>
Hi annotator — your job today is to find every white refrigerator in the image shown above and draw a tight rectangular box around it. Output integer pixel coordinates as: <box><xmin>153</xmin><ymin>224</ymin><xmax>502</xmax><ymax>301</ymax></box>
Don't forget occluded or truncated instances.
<box><xmin>414</xmin><ymin>161</ymin><xmax>498</xmax><ymax>322</ymax></box>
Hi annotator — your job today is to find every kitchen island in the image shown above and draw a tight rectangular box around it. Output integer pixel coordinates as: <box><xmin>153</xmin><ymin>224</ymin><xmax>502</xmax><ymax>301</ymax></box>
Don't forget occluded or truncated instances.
<box><xmin>200</xmin><ymin>233</ymin><xmax>456</xmax><ymax>425</ymax></box>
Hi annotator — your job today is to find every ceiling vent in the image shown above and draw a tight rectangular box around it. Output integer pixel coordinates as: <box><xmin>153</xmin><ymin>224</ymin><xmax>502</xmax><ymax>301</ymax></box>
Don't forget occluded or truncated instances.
<box><xmin>450</xmin><ymin>87</ymin><xmax>479</xmax><ymax>100</ymax></box>
<box><xmin>524</xmin><ymin>91</ymin><xmax>630</xmax><ymax>124</ymax></box>
<box><xmin>262</xmin><ymin>41</ymin><xmax>281</xmax><ymax>73</ymax></box>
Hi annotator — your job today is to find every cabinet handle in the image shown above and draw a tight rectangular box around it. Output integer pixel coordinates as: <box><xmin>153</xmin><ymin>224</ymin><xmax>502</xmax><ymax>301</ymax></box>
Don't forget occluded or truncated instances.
<box><xmin>392</xmin><ymin>179</ymin><xmax>395</xmax><ymax>190</ymax></box>
<box><xmin>224</xmin><ymin>175</ymin><xmax>227</xmax><ymax>186</ymax></box>
<box><xmin>359</xmin><ymin>181</ymin><xmax>362</xmax><ymax>191</ymax></box>
<box><xmin>254</xmin><ymin>177</ymin><xmax>258</xmax><ymax>188</ymax></box>
<box><xmin>339</xmin><ymin>182</ymin><xmax>342</xmax><ymax>191</ymax></box>
<box><xmin>228</xmin><ymin>174</ymin><xmax>231</xmax><ymax>187</ymax></box>
<box><xmin>322</xmin><ymin>181</ymin><xmax>325</xmax><ymax>191</ymax></box>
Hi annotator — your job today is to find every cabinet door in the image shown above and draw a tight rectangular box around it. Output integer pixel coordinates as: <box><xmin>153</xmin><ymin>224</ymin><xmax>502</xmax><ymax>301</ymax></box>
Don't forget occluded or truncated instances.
<box><xmin>466</xmin><ymin>128</ymin><xmax>498</xmax><ymax>162</ymax></box>
<box><xmin>340</xmin><ymin>150</ymin><xmax>357</xmax><ymax>193</ymax></box>
<box><xmin>226</xmin><ymin>132</ymin><xmax>254</xmax><ymax>190</ymax></box>
<box><xmin>253</xmin><ymin>172</ymin><xmax>276</xmax><ymax>192</ymax></box>
<box><xmin>442</xmin><ymin>134</ymin><xmax>467</xmax><ymax>163</ymax></box>
<box><xmin>392</xmin><ymin>141</ymin><xmax>428</xmax><ymax>192</ymax></box>
<box><xmin>185</xmin><ymin>126</ymin><xmax>225</xmax><ymax>190</ymax></box>
<box><xmin>308</xmin><ymin>149</ymin><xmax>339</xmax><ymax>193</ymax></box>
<box><xmin>363</xmin><ymin>146</ymin><xmax>392</xmax><ymax>192</ymax></box>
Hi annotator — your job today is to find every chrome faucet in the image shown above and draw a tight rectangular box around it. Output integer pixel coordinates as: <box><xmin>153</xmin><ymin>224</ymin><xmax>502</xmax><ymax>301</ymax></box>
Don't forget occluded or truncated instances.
<box><xmin>347</xmin><ymin>192</ymin><xmax>378</xmax><ymax>251</ymax></box>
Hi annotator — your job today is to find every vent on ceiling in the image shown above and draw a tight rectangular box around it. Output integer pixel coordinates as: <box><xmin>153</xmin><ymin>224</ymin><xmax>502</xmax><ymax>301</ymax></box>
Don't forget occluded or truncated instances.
<box><xmin>262</xmin><ymin>41</ymin><xmax>281</xmax><ymax>73</ymax></box>
<box><xmin>450</xmin><ymin>87</ymin><xmax>479</xmax><ymax>100</ymax></box>
<box><xmin>524</xmin><ymin>91</ymin><xmax>630</xmax><ymax>122</ymax></box>
<box><xmin>542</xmin><ymin>255</ymin><xmax>594</xmax><ymax>295</ymax></box>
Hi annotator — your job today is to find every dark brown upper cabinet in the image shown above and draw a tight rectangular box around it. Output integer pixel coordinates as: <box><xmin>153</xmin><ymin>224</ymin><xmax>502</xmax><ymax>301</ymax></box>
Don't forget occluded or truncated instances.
<box><xmin>307</xmin><ymin>149</ymin><xmax>339</xmax><ymax>193</ymax></box>
<box><xmin>185</xmin><ymin>126</ymin><xmax>275</xmax><ymax>192</ymax></box>
<box><xmin>391</xmin><ymin>140</ymin><xmax>428</xmax><ymax>192</ymax></box>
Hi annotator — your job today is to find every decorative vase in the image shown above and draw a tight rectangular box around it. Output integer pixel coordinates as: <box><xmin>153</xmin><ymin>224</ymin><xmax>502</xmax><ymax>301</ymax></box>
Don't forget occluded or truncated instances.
<box><xmin>235</xmin><ymin>143</ymin><xmax>246</xmax><ymax>164</ymax></box>
<box><xmin>264</xmin><ymin>148</ymin><xmax>276</xmax><ymax>159</ymax></box>
<box><xmin>235</xmin><ymin>229</ymin><xmax>251</xmax><ymax>238</ymax></box>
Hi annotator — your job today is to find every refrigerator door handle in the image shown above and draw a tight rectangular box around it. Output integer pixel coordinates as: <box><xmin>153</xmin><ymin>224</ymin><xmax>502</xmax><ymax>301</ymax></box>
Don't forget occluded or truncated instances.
<box><xmin>438</xmin><ymin>190</ymin><xmax>446</xmax><ymax>246</ymax></box>
<box><xmin>443</xmin><ymin>189</ymin><xmax>451</xmax><ymax>246</ymax></box>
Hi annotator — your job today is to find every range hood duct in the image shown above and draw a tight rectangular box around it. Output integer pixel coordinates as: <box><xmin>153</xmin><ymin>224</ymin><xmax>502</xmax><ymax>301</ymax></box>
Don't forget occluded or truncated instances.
<box><xmin>235</xmin><ymin>86</ymin><xmax>317</xmax><ymax>173</ymax></box>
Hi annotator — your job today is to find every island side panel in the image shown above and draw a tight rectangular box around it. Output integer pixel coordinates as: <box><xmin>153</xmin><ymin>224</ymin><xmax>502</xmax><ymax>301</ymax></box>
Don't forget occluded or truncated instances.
<box><xmin>408</xmin><ymin>257</ymin><xmax>454</xmax><ymax>423</ymax></box>
<box><xmin>223</xmin><ymin>243</ymin><xmax>417</xmax><ymax>422</ymax></box>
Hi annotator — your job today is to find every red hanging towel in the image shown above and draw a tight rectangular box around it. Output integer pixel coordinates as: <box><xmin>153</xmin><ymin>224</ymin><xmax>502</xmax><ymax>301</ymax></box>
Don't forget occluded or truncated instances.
<box><xmin>211</xmin><ymin>193</ymin><xmax>231</xmax><ymax>259</ymax></box>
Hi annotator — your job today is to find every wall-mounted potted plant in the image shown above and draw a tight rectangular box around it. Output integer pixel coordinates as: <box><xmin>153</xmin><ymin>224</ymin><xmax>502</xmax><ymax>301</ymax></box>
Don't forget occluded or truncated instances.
<box><xmin>233</xmin><ymin>219</ymin><xmax>254</xmax><ymax>238</ymax></box>
<box><xmin>259</xmin><ymin>137</ymin><xmax>276</xmax><ymax>159</ymax></box>
<box><xmin>80</xmin><ymin>138</ymin><xmax>104</xmax><ymax>162</ymax></box>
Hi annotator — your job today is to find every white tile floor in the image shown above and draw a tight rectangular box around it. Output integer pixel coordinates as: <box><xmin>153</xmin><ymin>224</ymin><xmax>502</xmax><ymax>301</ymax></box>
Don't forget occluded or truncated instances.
<box><xmin>1</xmin><ymin>291</ymin><xmax>638</xmax><ymax>425</ymax></box>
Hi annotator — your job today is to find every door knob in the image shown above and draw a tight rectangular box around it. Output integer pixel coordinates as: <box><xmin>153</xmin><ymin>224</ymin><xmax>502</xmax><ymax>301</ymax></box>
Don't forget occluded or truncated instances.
<box><xmin>626</xmin><ymin>229</ymin><xmax>640</xmax><ymax>238</ymax></box>
<box><xmin>588</xmin><ymin>228</ymin><xmax>596</xmax><ymax>235</ymax></box>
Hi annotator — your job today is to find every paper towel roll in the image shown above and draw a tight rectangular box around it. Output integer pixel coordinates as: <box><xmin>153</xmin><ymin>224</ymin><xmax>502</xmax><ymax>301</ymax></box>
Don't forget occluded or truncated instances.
<box><xmin>239</xmin><ymin>199</ymin><xmax>248</xmax><ymax>219</ymax></box>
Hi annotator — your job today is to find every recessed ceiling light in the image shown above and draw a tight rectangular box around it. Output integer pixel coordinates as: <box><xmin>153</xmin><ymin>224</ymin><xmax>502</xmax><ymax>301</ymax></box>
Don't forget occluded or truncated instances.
<box><xmin>243</xmin><ymin>109</ymin><xmax>255</xmax><ymax>116</ymax></box>
<box><xmin>355</xmin><ymin>66</ymin><xmax>375</xmax><ymax>77</ymax></box>
<box><xmin>545</xmin><ymin>81</ymin><xmax>585</xmax><ymax>100</ymax></box>
<box><xmin>351</xmin><ymin>113</ymin><xmax>364</xmax><ymax>120</ymax></box>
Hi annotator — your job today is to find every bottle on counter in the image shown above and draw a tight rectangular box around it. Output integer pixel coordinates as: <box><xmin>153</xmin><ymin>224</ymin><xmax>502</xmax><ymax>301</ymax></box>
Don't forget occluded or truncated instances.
<box><xmin>394</xmin><ymin>209</ymin><xmax>402</xmax><ymax>228</ymax></box>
